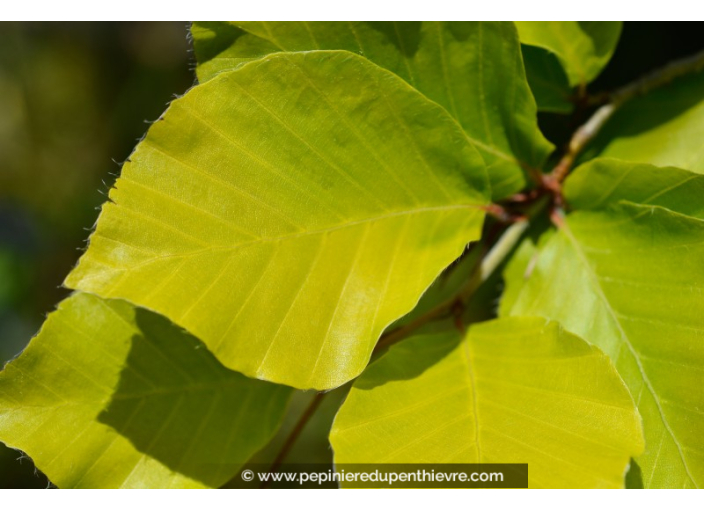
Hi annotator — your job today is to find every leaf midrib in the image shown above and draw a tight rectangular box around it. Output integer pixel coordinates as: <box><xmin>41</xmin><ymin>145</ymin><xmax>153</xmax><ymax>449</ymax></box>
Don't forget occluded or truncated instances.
<box><xmin>102</xmin><ymin>203</ymin><xmax>483</xmax><ymax>269</ymax></box>
<box><xmin>461</xmin><ymin>340</ymin><xmax>482</xmax><ymax>462</ymax></box>
<box><xmin>559</xmin><ymin>218</ymin><xmax>699</xmax><ymax>488</ymax></box>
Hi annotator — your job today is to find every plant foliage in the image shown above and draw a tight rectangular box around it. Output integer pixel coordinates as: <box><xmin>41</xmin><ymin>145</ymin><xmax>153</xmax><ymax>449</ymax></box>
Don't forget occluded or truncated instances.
<box><xmin>1</xmin><ymin>21</ymin><xmax>703</xmax><ymax>489</ymax></box>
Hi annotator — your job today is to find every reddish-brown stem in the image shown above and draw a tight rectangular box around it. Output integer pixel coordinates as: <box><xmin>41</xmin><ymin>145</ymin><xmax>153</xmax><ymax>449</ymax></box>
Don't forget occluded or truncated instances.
<box><xmin>374</xmin><ymin>299</ymin><xmax>456</xmax><ymax>354</ymax></box>
<box><xmin>451</xmin><ymin>300</ymin><xmax>466</xmax><ymax>334</ymax></box>
<box><xmin>550</xmin><ymin>48</ymin><xmax>704</xmax><ymax>185</ymax></box>
<box><xmin>483</xmin><ymin>203</ymin><xmax>528</xmax><ymax>224</ymax></box>
<box><xmin>259</xmin><ymin>392</ymin><xmax>327</xmax><ymax>489</ymax></box>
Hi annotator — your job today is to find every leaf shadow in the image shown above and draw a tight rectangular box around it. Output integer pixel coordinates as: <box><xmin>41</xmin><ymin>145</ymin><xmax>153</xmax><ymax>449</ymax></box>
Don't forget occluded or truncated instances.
<box><xmin>358</xmin><ymin>331</ymin><xmax>461</xmax><ymax>390</ymax></box>
<box><xmin>625</xmin><ymin>458</ymin><xmax>644</xmax><ymax>489</ymax></box>
<box><xmin>192</xmin><ymin>22</ymin><xmax>248</xmax><ymax>66</ymax></box>
<box><xmin>97</xmin><ymin>307</ymin><xmax>290</xmax><ymax>487</ymax></box>
<box><xmin>363</xmin><ymin>22</ymin><xmax>422</xmax><ymax>57</ymax></box>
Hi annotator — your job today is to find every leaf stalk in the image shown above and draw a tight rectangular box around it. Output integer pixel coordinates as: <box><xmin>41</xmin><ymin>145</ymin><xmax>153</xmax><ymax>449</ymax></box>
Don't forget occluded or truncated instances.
<box><xmin>550</xmin><ymin>48</ymin><xmax>704</xmax><ymax>184</ymax></box>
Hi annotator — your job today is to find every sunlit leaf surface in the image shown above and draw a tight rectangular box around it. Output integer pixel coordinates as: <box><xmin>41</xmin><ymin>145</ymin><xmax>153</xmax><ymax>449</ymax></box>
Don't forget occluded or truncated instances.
<box><xmin>586</xmin><ymin>72</ymin><xmax>704</xmax><ymax>172</ymax></box>
<box><xmin>0</xmin><ymin>292</ymin><xmax>291</xmax><ymax>488</ymax></box>
<box><xmin>331</xmin><ymin>317</ymin><xmax>644</xmax><ymax>488</ymax></box>
<box><xmin>505</xmin><ymin>160</ymin><xmax>704</xmax><ymax>488</ymax></box>
<box><xmin>192</xmin><ymin>21</ymin><xmax>553</xmax><ymax>198</ymax></box>
<box><xmin>66</xmin><ymin>51</ymin><xmax>491</xmax><ymax>390</ymax></box>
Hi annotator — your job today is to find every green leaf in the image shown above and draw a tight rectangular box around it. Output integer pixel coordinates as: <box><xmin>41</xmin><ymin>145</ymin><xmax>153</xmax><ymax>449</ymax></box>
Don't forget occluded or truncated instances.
<box><xmin>521</xmin><ymin>44</ymin><xmax>573</xmax><ymax>113</ymax></box>
<box><xmin>498</xmin><ymin>236</ymin><xmax>539</xmax><ymax>316</ymax></box>
<box><xmin>515</xmin><ymin>21</ymin><xmax>622</xmax><ymax>86</ymax></box>
<box><xmin>191</xmin><ymin>21</ymin><xmax>553</xmax><ymax>199</ymax></box>
<box><xmin>65</xmin><ymin>51</ymin><xmax>491</xmax><ymax>391</ymax></box>
<box><xmin>585</xmin><ymin>71</ymin><xmax>704</xmax><ymax>172</ymax></box>
<box><xmin>330</xmin><ymin>317</ymin><xmax>644</xmax><ymax>488</ymax></box>
<box><xmin>0</xmin><ymin>292</ymin><xmax>291</xmax><ymax>488</ymax></box>
<box><xmin>506</xmin><ymin>162</ymin><xmax>704</xmax><ymax>487</ymax></box>
<box><xmin>626</xmin><ymin>459</ymin><xmax>644</xmax><ymax>489</ymax></box>
<box><xmin>565</xmin><ymin>158</ymin><xmax>704</xmax><ymax>218</ymax></box>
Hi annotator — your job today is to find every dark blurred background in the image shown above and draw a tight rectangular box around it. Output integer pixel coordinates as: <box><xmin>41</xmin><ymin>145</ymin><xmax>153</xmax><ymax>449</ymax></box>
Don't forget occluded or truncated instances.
<box><xmin>0</xmin><ymin>22</ymin><xmax>193</xmax><ymax>487</ymax></box>
<box><xmin>0</xmin><ymin>21</ymin><xmax>702</xmax><ymax>488</ymax></box>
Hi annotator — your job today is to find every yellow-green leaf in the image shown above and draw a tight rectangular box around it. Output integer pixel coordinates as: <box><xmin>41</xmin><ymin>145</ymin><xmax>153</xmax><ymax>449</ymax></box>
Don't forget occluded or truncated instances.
<box><xmin>192</xmin><ymin>21</ymin><xmax>553</xmax><ymax>199</ymax></box>
<box><xmin>521</xmin><ymin>44</ymin><xmax>573</xmax><ymax>113</ymax></box>
<box><xmin>515</xmin><ymin>21</ymin><xmax>622</xmax><ymax>86</ymax></box>
<box><xmin>506</xmin><ymin>161</ymin><xmax>704</xmax><ymax>487</ymax></box>
<box><xmin>498</xmin><ymin>236</ymin><xmax>540</xmax><ymax>316</ymax></box>
<box><xmin>585</xmin><ymin>71</ymin><xmax>704</xmax><ymax>172</ymax></box>
<box><xmin>0</xmin><ymin>292</ymin><xmax>291</xmax><ymax>488</ymax></box>
<box><xmin>330</xmin><ymin>317</ymin><xmax>644</xmax><ymax>488</ymax></box>
<box><xmin>65</xmin><ymin>51</ymin><xmax>491</xmax><ymax>390</ymax></box>
<box><xmin>565</xmin><ymin>158</ymin><xmax>704</xmax><ymax>218</ymax></box>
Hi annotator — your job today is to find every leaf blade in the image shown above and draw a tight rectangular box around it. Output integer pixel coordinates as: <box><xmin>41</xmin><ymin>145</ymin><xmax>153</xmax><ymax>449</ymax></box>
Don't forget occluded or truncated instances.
<box><xmin>585</xmin><ymin>71</ymin><xmax>704</xmax><ymax>172</ymax></box>
<box><xmin>515</xmin><ymin>21</ymin><xmax>622</xmax><ymax>86</ymax></box>
<box><xmin>330</xmin><ymin>317</ymin><xmax>644</xmax><ymax>488</ymax></box>
<box><xmin>565</xmin><ymin>158</ymin><xmax>704</xmax><ymax>219</ymax></box>
<box><xmin>506</xmin><ymin>195</ymin><xmax>704</xmax><ymax>488</ymax></box>
<box><xmin>0</xmin><ymin>292</ymin><xmax>291</xmax><ymax>488</ymax></box>
<box><xmin>521</xmin><ymin>44</ymin><xmax>573</xmax><ymax>113</ymax></box>
<box><xmin>192</xmin><ymin>21</ymin><xmax>553</xmax><ymax>198</ymax></box>
<box><xmin>66</xmin><ymin>51</ymin><xmax>491</xmax><ymax>390</ymax></box>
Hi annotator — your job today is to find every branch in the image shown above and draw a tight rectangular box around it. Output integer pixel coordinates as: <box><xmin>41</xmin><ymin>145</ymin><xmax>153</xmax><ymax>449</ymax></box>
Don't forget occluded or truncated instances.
<box><xmin>611</xmin><ymin>49</ymin><xmax>704</xmax><ymax>104</ymax></box>
<box><xmin>374</xmin><ymin>216</ymin><xmax>534</xmax><ymax>355</ymax></box>
<box><xmin>550</xmin><ymin>49</ymin><xmax>704</xmax><ymax>184</ymax></box>
<box><xmin>258</xmin><ymin>392</ymin><xmax>327</xmax><ymax>489</ymax></box>
<box><xmin>549</xmin><ymin>102</ymin><xmax>616</xmax><ymax>184</ymax></box>
<box><xmin>219</xmin><ymin>391</ymin><xmax>328</xmax><ymax>489</ymax></box>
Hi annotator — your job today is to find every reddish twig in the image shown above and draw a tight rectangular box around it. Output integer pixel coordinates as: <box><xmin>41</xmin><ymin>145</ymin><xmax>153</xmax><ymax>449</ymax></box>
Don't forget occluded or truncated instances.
<box><xmin>550</xmin><ymin>48</ymin><xmax>704</xmax><ymax>186</ymax></box>
<box><xmin>259</xmin><ymin>392</ymin><xmax>327</xmax><ymax>489</ymax></box>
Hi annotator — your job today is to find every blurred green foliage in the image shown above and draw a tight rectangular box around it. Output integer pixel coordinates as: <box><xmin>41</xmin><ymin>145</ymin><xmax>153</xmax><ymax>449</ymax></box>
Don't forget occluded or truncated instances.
<box><xmin>0</xmin><ymin>21</ymin><xmax>193</xmax><ymax>487</ymax></box>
